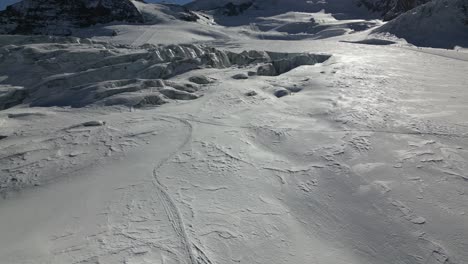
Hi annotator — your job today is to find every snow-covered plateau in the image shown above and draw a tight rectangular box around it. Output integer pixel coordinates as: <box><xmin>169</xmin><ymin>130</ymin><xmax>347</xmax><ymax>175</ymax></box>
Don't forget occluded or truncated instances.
<box><xmin>0</xmin><ymin>0</ymin><xmax>467</xmax><ymax>264</ymax></box>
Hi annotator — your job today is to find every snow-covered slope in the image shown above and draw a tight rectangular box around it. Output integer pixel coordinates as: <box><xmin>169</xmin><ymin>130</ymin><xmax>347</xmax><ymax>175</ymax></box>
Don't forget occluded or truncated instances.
<box><xmin>374</xmin><ymin>0</ymin><xmax>468</xmax><ymax>48</ymax></box>
<box><xmin>0</xmin><ymin>1</ymin><xmax>468</xmax><ymax>264</ymax></box>
<box><xmin>131</xmin><ymin>1</ymin><xmax>202</xmax><ymax>24</ymax></box>
<box><xmin>1</xmin><ymin>33</ymin><xmax>468</xmax><ymax>264</ymax></box>
<box><xmin>183</xmin><ymin>0</ymin><xmax>383</xmax><ymax>41</ymax></box>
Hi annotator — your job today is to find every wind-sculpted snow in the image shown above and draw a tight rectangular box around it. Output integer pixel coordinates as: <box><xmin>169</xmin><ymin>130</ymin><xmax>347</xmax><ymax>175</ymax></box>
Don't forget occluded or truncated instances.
<box><xmin>0</xmin><ymin>35</ymin><xmax>330</xmax><ymax>109</ymax></box>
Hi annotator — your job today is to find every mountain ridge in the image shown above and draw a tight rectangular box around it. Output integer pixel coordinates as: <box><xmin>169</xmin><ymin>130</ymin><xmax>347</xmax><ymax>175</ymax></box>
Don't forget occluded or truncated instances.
<box><xmin>186</xmin><ymin>0</ymin><xmax>430</xmax><ymax>20</ymax></box>
<box><xmin>0</xmin><ymin>0</ymin><xmax>144</xmax><ymax>35</ymax></box>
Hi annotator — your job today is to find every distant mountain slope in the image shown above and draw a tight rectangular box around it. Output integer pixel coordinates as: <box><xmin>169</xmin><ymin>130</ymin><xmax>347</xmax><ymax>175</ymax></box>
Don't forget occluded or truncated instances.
<box><xmin>186</xmin><ymin>0</ymin><xmax>366</xmax><ymax>15</ymax></box>
<box><xmin>359</xmin><ymin>0</ymin><xmax>430</xmax><ymax>20</ymax></box>
<box><xmin>0</xmin><ymin>0</ymin><xmax>144</xmax><ymax>35</ymax></box>
<box><xmin>131</xmin><ymin>1</ymin><xmax>201</xmax><ymax>23</ymax></box>
<box><xmin>374</xmin><ymin>0</ymin><xmax>468</xmax><ymax>48</ymax></box>
<box><xmin>186</xmin><ymin>0</ymin><xmax>429</xmax><ymax>20</ymax></box>
<box><xmin>0</xmin><ymin>0</ymin><xmax>201</xmax><ymax>36</ymax></box>
<box><xmin>186</xmin><ymin>0</ymin><xmax>253</xmax><ymax>11</ymax></box>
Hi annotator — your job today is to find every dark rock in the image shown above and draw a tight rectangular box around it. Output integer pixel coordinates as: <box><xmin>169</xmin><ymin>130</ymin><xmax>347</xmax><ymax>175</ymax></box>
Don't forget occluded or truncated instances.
<box><xmin>178</xmin><ymin>12</ymin><xmax>200</xmax><ymax>22</ymax></box>
<box><xmin>0</xmin><ymin>86</ymin><xmax>27</xmax><ymax>110</ymax></box>
<box><xmin>232</xmin><ymin>73</ymin><xmax>249</xmax><ymax>80</ymax></box>
<box><xmin>82</xmin><ymin>120</ymin><xmax>106</xmax><ymax>127</ymax></box>
<box><xmin>189</xmin><ymin>75</ymin><xmax>213</xmax><ymax>85</ymax></box>
<box><xmin>245</xmin><ymin>91</ymin><xmax>257</xmax><ymax>96</ymax></box>
<box><xmin>223</xmin><ymin>2</ymin><xmax>253</xmax><ymax>16</ymax></box>
<box><xmin>161</xmin><ymin>4</ymin><xmax>200</xmax><ymax>22</ymax></box>
<box><xmin>273</xmin><ymin>88</ymin><xmax>290</xmax><ymax>98</ymax></box>
<box><xmin>257</xmin><ymin>63</ymin><xmax>277</xmax><ymax>76</ymax></box>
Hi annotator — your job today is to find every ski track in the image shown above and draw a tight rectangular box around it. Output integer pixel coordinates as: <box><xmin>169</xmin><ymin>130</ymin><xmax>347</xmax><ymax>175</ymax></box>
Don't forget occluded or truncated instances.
<box><xmin>132</xmin><ymin>26</ymin><xmax>157</xmax><ymax>47</ymax></box>
<box><xmin>151</xmin><ymin>115</ymin><xmax>211</xmax><ymax>264</ymax></box>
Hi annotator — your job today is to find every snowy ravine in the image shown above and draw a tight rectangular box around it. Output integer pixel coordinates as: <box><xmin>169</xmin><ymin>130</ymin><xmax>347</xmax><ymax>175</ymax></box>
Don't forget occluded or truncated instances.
<box><xmin>0</xmin><ymin>3</ymin><xmax>468</xmax><ymax>264</ymax></box>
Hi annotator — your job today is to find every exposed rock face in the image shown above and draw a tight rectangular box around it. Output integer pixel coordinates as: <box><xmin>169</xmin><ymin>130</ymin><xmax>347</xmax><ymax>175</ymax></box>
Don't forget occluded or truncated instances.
<box><xmin>164</xmin><ymin>4</ymin><xmax>201</xmax><ymax>21</ymax></box>
<box><xmin>222</xmin><ymin>2</ymin><xmax>253</xmax><ymax>16</ymax></box>
<box><xmin>359</xmin><ymin>0</ymin><xmax>430</xmax><ymax>20</ymax></box>
<box><xmin>0</xmin><ymin>85</ymin><xmax>27</xmax><ymax>110</ymax></box>
<box><xmin>0</xmin><ymin>0</ymin><xmax>144</xmax><ymax>35</ymax></box>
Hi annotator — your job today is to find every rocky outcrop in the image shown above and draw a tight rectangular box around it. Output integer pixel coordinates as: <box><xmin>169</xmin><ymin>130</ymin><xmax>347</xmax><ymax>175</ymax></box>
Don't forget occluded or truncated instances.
<box><xmin>0</xmin><ymin>85</ymin><xmax>27</xmax><ymax>110</ymax></box>
<box><xmin>164</xmin><ymin>4</ymin><xmax>201</xmax><ymax>22</ymax></box>
<box><xmin>222</xmin><ymin>2</ymin><xmax>254</xmax><ymax>16</ymax></box>
<box><xmin>0</xmin><ymin>0</ymin><xmax>144</xmax><ymax>35</ymax></box>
